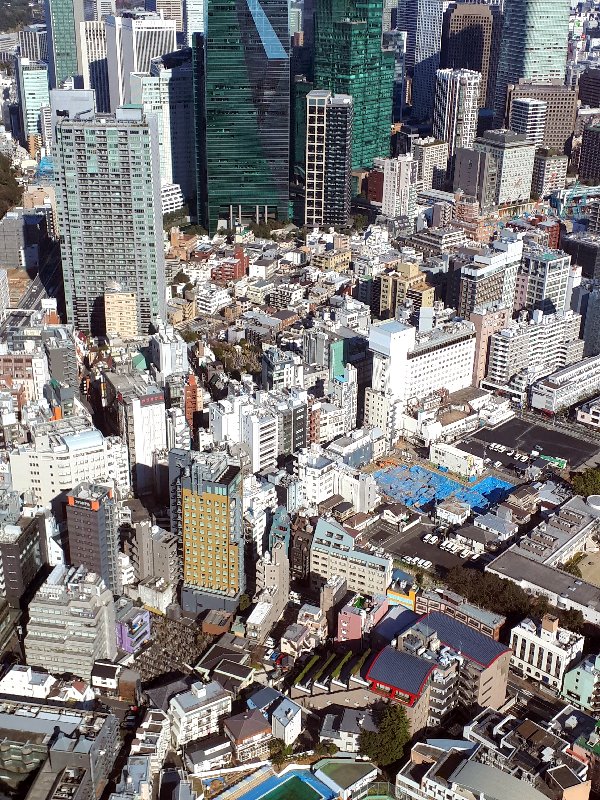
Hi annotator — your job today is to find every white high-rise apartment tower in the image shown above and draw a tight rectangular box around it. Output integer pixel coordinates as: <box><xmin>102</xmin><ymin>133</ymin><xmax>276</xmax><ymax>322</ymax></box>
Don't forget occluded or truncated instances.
<box><xmin>381</xmin><ymin>155</ymin><xmax>418</xmax><ymax>221</ymax></box>
<box><xmin>433</xmin><ymin>69</ymin><xmax>481</xmax><ymax>161</ymax></box>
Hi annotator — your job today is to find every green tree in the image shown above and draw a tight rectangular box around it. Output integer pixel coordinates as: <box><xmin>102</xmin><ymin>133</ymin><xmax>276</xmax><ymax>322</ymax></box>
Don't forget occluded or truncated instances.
<box><xmin>0</xmin><ymin>155</ymin><xmax>22</xmax><ymax>220</ymax></box>
<box><xmin>315</xmin><ymin>740</ymin><xmax>338</xmax><ymax>757</ymax></box>
<box><xmin>572</xmin><ymin>468</ymin><xmax>600</xmax><ymax>498</ymax></box>
<box><xmin>562</xmin><ymin>560</ymin><xmax>582</xmax><ymax>578</ymax></box>
<box><xmin>269</xmin><ymin>738</ymin><xmax>292</xmax><ymax>766</ymax></box>
<box><xmin>358</xmin><ymin>704</ymin><xmax>410</xmax><ymax>767</ymax></box>
<box><xmin>239</xmin><ymin>594</ymin><xmax>251</xmax><ymax>612</ymax></box>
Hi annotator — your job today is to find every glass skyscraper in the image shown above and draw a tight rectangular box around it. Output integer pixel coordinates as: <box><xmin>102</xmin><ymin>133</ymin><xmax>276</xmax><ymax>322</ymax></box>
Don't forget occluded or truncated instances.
<box><xmin>494</xmin><ymin>0</ymin><xmax>570</xmax><ymax>119</ymax></box>
<box><xmin>44</xmin><ymin>0</ymin><xmax>84</xmax><ymax>88</ymax></box>
<box><xmin>314</xmin><ymin>0</ymin><xmax>394</xmax><ymax>171</ymax></box>
<box><xmin>193</xmin><ymin>0</ymin><xmax>290</xmax><ymax>233</ymax></box>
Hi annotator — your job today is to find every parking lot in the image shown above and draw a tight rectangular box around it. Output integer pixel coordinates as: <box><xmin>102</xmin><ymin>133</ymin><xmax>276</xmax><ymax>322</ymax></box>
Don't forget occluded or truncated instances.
<box><xmin>462</xmin><ymin>418</ymin><xmax>600</xmax><ymax>470</ymax></box>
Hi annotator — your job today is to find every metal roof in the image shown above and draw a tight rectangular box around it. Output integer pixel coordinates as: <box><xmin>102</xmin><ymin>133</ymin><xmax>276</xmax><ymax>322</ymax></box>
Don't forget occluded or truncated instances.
<box><xmin>422</xmin><ymin>612</ymin><xmax>509</xmax><ymax>667</ymax></box>
<box><xmin>366</xmin><ymin>646</ymin><xmax>434</xmax><ymax>696</ymax></box>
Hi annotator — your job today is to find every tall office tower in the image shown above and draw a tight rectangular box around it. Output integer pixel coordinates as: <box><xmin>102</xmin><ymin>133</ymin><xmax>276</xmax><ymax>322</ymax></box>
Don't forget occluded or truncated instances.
<box><xmin>441</xmin><ymin>3</ymin><xmax>499</xmax><ymax>109</ymax></box>
<box><xmin>85</xmin><ymin>0</ymin><xmax>115</xmax><ymax>19</ymax></box>
<box><xmin>45</xmin><ymin>0</ymin><xmax>85</xmax><ymax>88</ymax></box>
<box><xmin>292</xmin><ymin>76</ymin><xmax>312</xmax><ymax>180</ymax></box>
<box><xmin>579</xmin><ymin>67</ymin><xmax>600</xmax><ymax>109</ymax></box>
<box><xmin>15</xmin><ymin>58</ymin><xmax>50</xmax><ymax>145</ymax></box>
<box><xmin>578</xmin><ymin>126</ymin><xmax>600</xmax><ymax>184</ymax></box>
<box><xmin>494</xmin><ymin>0</ymin><xmax>570</xmax><ymax>120</ymax></box>
<box><xmin>79</xmin><ymin>21</ymin><xmax>110</xmax><ymax>112</ymax></box>
<box><xmin>183</xmin><ymin>0</ymin><xmax>205</xmax><ymax>43</ymax></box>
<box><xmin>106</xmin><ymin>12</ymin><xmax>177</xmax><ymax>110</ymax></box>
<box><xmin>509</xmin><ymin>98</ymin><xmax>546</xmax><ymax>145</ymax></box>
<box><xmin>381</xmin><ymin>154</ymin><xmax>418</xmax><ymax>220</ymax></box>
<box><xmin>314</xmin><ymin>0</ymin><xmax>394</xmax><ymax>170</ymax></box>
<box><xmin>169</xmin><ymin>449</ymin><xmax>244</xmax><ymax>613</ymax></box>
<box><xmin>397</xmin><ymin>0</ymin><xmax>417</xmax><ymax>88</ymax></box>
<box><xmin>383</xmin><ymin>28</ymin><xmax>407</xmax><ymax>122</ymax></box>
<box><xmin>433</xmin><ymin>69</ymin><xmax>480</xmax><ymax>163</ymax></box>
<box><xmin>66</xmin><ymin>483</ymin><xmax>121</xmax><ymax>595</ymax></box>
<box><xmin>194</xmin><ymin>0</ymin><xmax>290</xmax><ymax>233</ymax></box>
<box><xmin>304</xmin><ymin>90</ymin><xmax>353</xmax><ymax>228</ymax></box>
<box><xmin>412</xmin><ymin>0</ymin><xmax>450</xmax><ymax>123</ymax></box>
<box><xmin>130</xmin><ymin>48</ymin><xmax>194</xmax><ymax>201</ymax></box>
<box><xmin>55</xmin><ymin>106</ymin><xmax>166</xmax><ymax>335</ymax></box>
<box><xmin>18</xmin><ymin>25</ymin><xmax>48</xmax><ymax>62</ymax></box>
<box><xmin>146</xmin><ymin>0</ymin><xmax>184</xmax><ymax>31</ymax></box>
<box><xmin>506</xmin><ymin>81</ymin><xmax>577</xmax><ymax>153</ymax></box>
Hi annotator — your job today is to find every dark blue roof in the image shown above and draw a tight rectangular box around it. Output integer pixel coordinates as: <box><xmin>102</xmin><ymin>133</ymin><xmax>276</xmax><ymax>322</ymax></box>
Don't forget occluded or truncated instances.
<box><xmin>366</xmin><ymin>646</ymin><xmax>434</xmax><ymax>696</ymax></box>
<box><xmin>422</xmin><ymin>611</ymin><xmax>509</xmax><ymax>667</ymax></box>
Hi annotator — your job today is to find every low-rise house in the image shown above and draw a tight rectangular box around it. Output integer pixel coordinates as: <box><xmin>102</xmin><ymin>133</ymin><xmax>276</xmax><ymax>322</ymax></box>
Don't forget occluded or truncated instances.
<box><xmin>247</xmin><ymin>687</ymin><xmax>303</xmax><ymax>746</ymax></box>
<box><xmin>184</xmin><ymin>735</ymin><xmax>233</xmax><ymax>774</ymax></box>
<box><xmin>224</xmin><ymin>709</ymin><xmax>272</xmax><ymax>762</ymax></box>
<box><xmin>320</xmin><ymin>708</ymin><xmax>378</xmax><ymax>753</ymax></box>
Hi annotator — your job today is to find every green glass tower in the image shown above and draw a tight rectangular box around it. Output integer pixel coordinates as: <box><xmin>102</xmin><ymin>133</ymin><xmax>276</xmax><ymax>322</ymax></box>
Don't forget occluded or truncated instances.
<box><xmin>314</xmin><ymin>0</ymin><xmax>394</xmax><ymax>171</ymax></box>
<box><xmin>193</xmin><ymin>0</ymin><xmax>290</xmax><ymax>234</ymax></box>
<box><xmin>44</xmin><ymin>0</ymin><xmax>84</xmax><ymax>88</ymax></box>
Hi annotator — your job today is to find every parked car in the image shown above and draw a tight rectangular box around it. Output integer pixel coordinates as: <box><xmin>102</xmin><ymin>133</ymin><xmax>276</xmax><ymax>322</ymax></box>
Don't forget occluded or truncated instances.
<box><xmin>494</xmin><ymin>460</ymin><xmax>502</xmax><ymax>468</ymax></box>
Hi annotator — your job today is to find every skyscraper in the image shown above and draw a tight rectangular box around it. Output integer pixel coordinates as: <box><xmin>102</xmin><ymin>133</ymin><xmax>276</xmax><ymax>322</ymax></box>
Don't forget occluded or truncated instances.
<box><xmin>194</xmin><ymin>0</ymin><xmax>290</xmax><ymax>232</ymax></box>
<box><xmin>66</xmin><ymin>483</ymin><xmax>121</xmax><ymax>595</ymax></box>
<box><xmin>314</xmin><ymin>0</ymin><xmax>394</xmax><ymax>170</ymax></box>
<box><xmin>494</xmin><ymin>0</ymin><xmax>570</xmax><ymax>120</ymax></box>
<box><xmin>131</xmin><ymin>48</ymin><xmax>194</xmax><ymax>200</ymax></box>
<box><xmin>441</xmin><ymin>3</ymin><xmax>500</xmax><ymax>109</ymax></box>
<box><xmin>79</xmin><ymin>20</ymin><xmax>110</xmax><ymax>112</ymax></box>
<box><xmin>169</xmin><ymin>449</ymin><xmax>244</xmax><ymax>613</ymax></box>
<box><xmin>45</xmin><ymin>0</ymin><xmax>85</xmax><ymax>88</ymax></box>
<box><xmin>183</xmin><ymin>0</ymin><xmax>205</xmax><ymax>43</ymax></box>
<box><xmin>509</xmin><ymin>98</ymin><xmax>547</xmax><ymax>146</ymax></box>
<box><xmin>106</xmin><ymin>12</ymin><xmax>177</xmax><ymax>110</ymax></box>
<box><xmin>55</xmin><ymin>105</ymin><xmax>166</xmax><ymax>335</ymax></box>
<box><xmin>15</xmin><ymin>58</ymin><xmax>50</xmax><ymax>145</ymax></box>
<box><xmin>433</xmin><ymin>68</ymin><xmax>480</xmax><ymax>163</ymax></box>
<box><xmin>18</xmin><ymin>24</ymin><xmax>48</xmax><ymax>62</ymax></box>
<box><xmin>146</xmin><ymin>0</ymin><xmax>184</xmax><ymax>31</ymax></box>
<box><xmin>412</xmin><ymin>0</ymin><xmax>449</xmax><ymax>123</ymax></box>
<box><xmin>305</xmin><ymin>90</ymin><xmax>353</xmax><ymax>228</ymax></box>
<box><xmin>381</xmin><ymin>154</ymin><xmax>418</xmax><ymax>220</ymax></box>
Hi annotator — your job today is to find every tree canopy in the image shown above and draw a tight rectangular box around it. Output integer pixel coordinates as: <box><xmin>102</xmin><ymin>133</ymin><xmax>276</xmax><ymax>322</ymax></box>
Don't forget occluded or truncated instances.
<box><xmin>358</xmin><ymin>703</ymin><xmax>411</xmax><ymax>767</ymax></box>
<box><xmin>0</xmin><ymin>155</ymin><xmax>22</xmax><ymax>220</ymax></box>
<box><xmin>572</xmin><ymin>468</ymin><xmax>600</xmax><ymax>498</ymax></box>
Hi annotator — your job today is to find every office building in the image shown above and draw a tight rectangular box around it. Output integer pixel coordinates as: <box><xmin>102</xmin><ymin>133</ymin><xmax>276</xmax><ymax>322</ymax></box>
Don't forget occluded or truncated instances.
<box><xmin>45</xmin><ymin>0</ymin><xmax>85</xmax><ymax>88</ymax></box>
<box><xmin>531</xmin><ymin>149</ymin><xmax>568</xmax><ymax>199</ymax></box>
<box><xmin>15</xmin><ymin>58</ymin><xmax>50</xmax><ymax>146</ymax></box>
<box><xmin>131</xmin><ymin>48</ymin><xmax>194</xmax><ymax>200</ymax></box>
<box><xmin>510</xmin><ymin>614</ymin><xmax>584</xmax><ymax>691</ymax></box>
<box><xmin>147</xmin><ymin>0</ymin><xmax>184</xmax><ymax>31</ymax></box>
<box><xmin>412</xmin><ymin>137</ymin><xmax>449</xmax><ymax>190</ymax></box>
<box><xmin>433</xmin><ymin>68</ymin><xmax>480</xmax><ymax>161</ymax></box>
<box><xmin>381</xmin><ymin>155</ymin><xmax>418</xmax><ymax>221</ymax></box>
<box><xmin>412</xmin><ymin>0</ymin><xmax>448</xmax><ymax>122</ymax></box>
<box><xmin>494</xmin><ymin>0</ymin><xmax>570</xmax><ymax>119</ymax></box>
<box><xmin>79</xmin><ymin>20</ymin><xmax>110</xmax><ymax>112</ymax></box>
<box><xmin>579</xmin><ymin>126</ymin><xmax>600</xmax><ymax>184</ymax></box>
<box><xmin>579</xmin><ymin>66</ymin><xmax>600</xmax><ymax>108</ymax></box>
<box><xmin>509</xmin><ymin>98</ymin><xmax>546</xmax><ymax>145</ymax></box>
<box><xmin>441</xmin><ymin>3</ymin><xmax>499</xmax><ymax>109</ymax></box>
<box><xmin>183</xmin><ymin>0</ymin><xmax>205</xmax><ymax>43</ymax></box>
<box><xmin>169</xmin><ymin>449</ymin><xmax>244</xmax><ymax>613</ymax></box>
<box><xmin>130</xmin><ymin>519</ymin><xmax>179</xmax><ymax>583</ymax></box>
<box><xmin>506</xmin><ymin>81</ymin><xmax>577</xmax><ymax>153</ymax></box>
<box><xmin>66</xmin><ymin>483</ymin><xmax>121</xmax><ymax>595</ymax></box>
<box><xmin>470</xmin><ymin>303</ymin><xmax>512</xmax><ymax>387</ymax></box>
<box><xmin>530</xmin><ymin>354</ymin><xmax>600</xmax><ymax>415</ymax></box>
<box><xmin>314</xmin><ymin>0</ymin><xmax>394</xmax><ymax>170</ymax></box>
<box><xmin>482</xmin><ymin>310</ymin><xmax>584</xmax><ymax>396</ymax></box>
<box><xmin>454</xmin><ymin>129</ymin><xmax>535</xmax><ymax>210</ymax></box>
<box><xmin>55</xmin><ymin>105</ymin><xmax>166</xmax><ymax>335</ymax></box>
<box><xmin>0</xmin><ymin>206</ymin><xmax>50</xmax><ymax>273</ymax></box>
<box><xmin>18</xmin><ymin>24</ymin><xmax>48</xmax><ymax>62</ymax></box>
<box><xmin>105</xmin><ymin>12</ymin><xmax>177</xmax><ymax>110</ymax></box>
<box><xmin>25</xmin><ymin>564</ymin><xmax>117</xmax><ymax>680</ymax></box>
<box><xmin>0</xmin><ymin>512</ymin><xmax>47</xmax><ymax>609</ymax></box>
<box><xmin>87</xmin><ymin>0</ymin><xmax>116</xmax><ymax>18</ymax></box>
<box><xmin>373</xmin><ymin>262</ymin><xmax>435</xmax><ymax>319</ymax></box>
<box><xmin>9</xmin><ymin>417</ymin><xmax>130</xmax><ymax>507</ymax></box>
<box><xmin>194</xmin><ymin>0</ymin><xmax>290</xmax><ymax>232</ymax></box>
<box><xmin>562</xmin><ymin>233</ymin><xmax>600</xmax><ymax>282</ymax></box>
<box><xmin>169</xmin><ymin>681</ymin><xmax>232</xmax><ymax>748</ymax></box>
<box><xmin>304</xmin><ymin>91</ymin><xmax>353</xmax><ymax>228</ymax></box>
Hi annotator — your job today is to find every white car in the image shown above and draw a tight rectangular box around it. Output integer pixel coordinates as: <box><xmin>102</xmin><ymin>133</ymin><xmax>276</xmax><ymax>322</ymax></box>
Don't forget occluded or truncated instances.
<box><xmin>506</xmin><ymin>450</ymin><xmax>514</xmax><ymax>457</ymax></box>
<box><xmin>520</xmin><ymin>454</ymin><xmax>529</xmax><ymax>462</ymax></box>
<box><xmin>423</xmin><ymin>533</ymin><xmax>432</xmax><ymax>543</ymax></box>
<box><xmin>430</xmin><ymin>536</ymin><xmax>439</xmax><ymax>545</ymax></box>
<box><xmin>494</xmin><ymin>460</ymin><xmax>502</xmax><ymax>468</ymax></box>
<box><xmin>422</xmin><ymin>560</ymin><xmax>433</xmax><ymax>569</ymax></box>
<box><xmin>461</xmin><ymin>549</ymin><xmax>471</xmax><ymax>559</ymax></box>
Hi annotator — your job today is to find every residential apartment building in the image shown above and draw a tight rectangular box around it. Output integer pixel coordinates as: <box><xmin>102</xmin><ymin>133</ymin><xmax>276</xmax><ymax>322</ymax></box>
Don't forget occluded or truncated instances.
<box><xmin>0</xmin><ymin>512</ymin><xmax>47</xmax><ymax>609</ymax></box>
<box><xmin>169</xmin><ymin>449</ymin><xmax>244</xmax><ymax>613</ymax></box>
<box><xmin>433</xmin><ymin>69</ymin><xmax>480</xmax><ymax>162</ymax></box>
<box><xmin>304</xmin><ymin>91</ymin><xmax>353</xmax><ymax>228</ymax></box>
<box><xmin>412</xmin><ymin>137</ymin><xmax>449</xmax><ymax>191</ymax></box>
<box><xmin>482</xmin><ymin>310</ymin><xmax>584</xmax><ymax>398</ymax></box>
<box><xmin>25</xmin><ymin>564</ymin><xmax>117</xmax><ymax>680</ymax></box>
<box><xmin>530</xmin><ymin>354</ymin><xmax>600</xmax><ymax>414</ymax></box>
<box><xmin>223</xmin><ymin>709</ymin><xmax>272</xmax><ymax>762</ymax></box>
<box><xmin>310</xmin><ymin>517</ymin><xmax>392</xmax><ymax>596</ymax></box>
<box><xmin>169</xmin><ymin>681</ymin><xmax>232</xmax><ymax>749</ymax></box>
<box><xmin>415</xmin><ymin>588</ymin><xmax>505</xmax><ymax>640</ymax></box>
<box><xmin>469</xmin><ymin>303</ymin><xmax>512</xmax><ymax>387</ymax></box>
<box><xmin>373</xmin><ymin>262</ymin><xmax>435</xmax><ymax>319</ymax></box>
<box><xmin>510</xmin><ymin>615</ymin><xmax>585</xmax><ymax>691</ymax></box>
<box><xmin>562</xmin><ymin>654</ymin><xmax>600</xmax><ymax>714</ymax></box>
<box><xmin>514</xmin><ymin>245</ymin><xmax>572</xmax><ymax>315</ymax></box>
<box><xmin>381</xmin><ymin>155</ymin><xmax>418</xmax><ymax>222</ymax></box>
<box><xmin>531</xmin><ymin>150</ymin><xmax>568</xmax><ymax>199</ymax></box>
